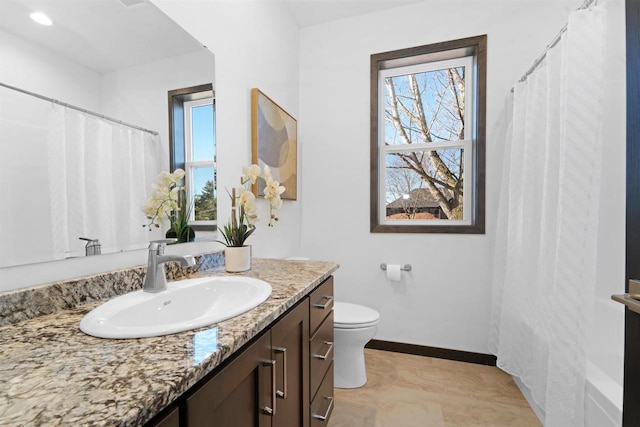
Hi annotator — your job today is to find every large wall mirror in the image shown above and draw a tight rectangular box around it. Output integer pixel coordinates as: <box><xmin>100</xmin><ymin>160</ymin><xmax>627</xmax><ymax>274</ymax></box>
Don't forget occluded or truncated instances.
<box><xmin>0</xmin><ymin>0</ymin><xmax>215</xmax><ymax>268</ymax></box>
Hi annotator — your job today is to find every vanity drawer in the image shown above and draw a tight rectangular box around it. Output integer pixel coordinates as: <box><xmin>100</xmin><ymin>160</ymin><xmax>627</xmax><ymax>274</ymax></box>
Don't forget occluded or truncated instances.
<box><xmin>309</xmin><ymin>277</ymin><xmax>333</xmax><ymax>336</ymax></box>
<box><xmin>309</xmin><ymin>310</ymin><xmax>333</xmax><ymax>399</ymax></box>
<box><xmin>310</xmin><ymin>363</ymin><xmax>334</xmax><ymax>427</ymax></box>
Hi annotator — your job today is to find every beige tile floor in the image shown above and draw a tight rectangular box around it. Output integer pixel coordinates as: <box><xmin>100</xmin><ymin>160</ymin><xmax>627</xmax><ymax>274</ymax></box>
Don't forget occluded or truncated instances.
<box><xmin>329</xmin><ymin>349</ymin><xmax>541</xmax><ymax>427</ymax></box>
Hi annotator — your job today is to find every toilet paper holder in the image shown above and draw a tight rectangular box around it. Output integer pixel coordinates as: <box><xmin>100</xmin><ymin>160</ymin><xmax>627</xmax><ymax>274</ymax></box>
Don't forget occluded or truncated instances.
<box><xmin>380</xmin><ymin>263</ymin><xmax>412</xmax><ymax>272</ymax></box>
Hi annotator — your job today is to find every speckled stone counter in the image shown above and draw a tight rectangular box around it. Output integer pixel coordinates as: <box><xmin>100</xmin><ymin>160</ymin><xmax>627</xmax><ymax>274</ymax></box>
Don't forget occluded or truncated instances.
<box><xmin>0</xmin><ymin>258</ymin><xmax>339</xmax><ymax>426</ymax></box>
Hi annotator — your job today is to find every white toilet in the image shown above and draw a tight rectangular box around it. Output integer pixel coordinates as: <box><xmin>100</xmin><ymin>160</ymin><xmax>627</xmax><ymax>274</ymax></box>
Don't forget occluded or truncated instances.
<box><xmin>284</xmin><ymin>258</ymin><xmax>380</xmax><ymax>388</ymax></box>
<box><xmin>333</xmin><ymin>301</ymin><xmax>380</xmax><ymax>389</ymax></box>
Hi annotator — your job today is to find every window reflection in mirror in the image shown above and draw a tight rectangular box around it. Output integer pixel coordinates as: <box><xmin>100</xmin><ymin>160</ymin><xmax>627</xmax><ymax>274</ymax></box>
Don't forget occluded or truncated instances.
<box><xmin>169</xmin><ymin>85</ymin><xmax>217</xmax><ymax>231</ymax></box>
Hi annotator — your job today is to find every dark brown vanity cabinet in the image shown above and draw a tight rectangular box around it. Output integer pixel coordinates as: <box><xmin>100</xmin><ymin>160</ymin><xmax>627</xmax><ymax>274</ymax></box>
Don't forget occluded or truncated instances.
<box><xmin>145</xmin><ymin>277</ymin><xmax>334</xmax><ymax>427</ymax></box>
<box><xmin>184</xmin><ymin>298</ymin><xmax>311</xmax><ymax>427</ymax></box>
<box><xmin>185</xmin><ymin>331</ymin><xmax>272</xmax><ymax>426</ymax></box>
<box><xmin>271</xmin><ymin>297</ymin><xmax>310</xmax><ymax>427</ymax></box>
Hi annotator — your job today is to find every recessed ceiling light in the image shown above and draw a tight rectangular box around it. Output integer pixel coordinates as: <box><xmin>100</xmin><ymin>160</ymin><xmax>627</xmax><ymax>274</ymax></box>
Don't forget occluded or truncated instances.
<box><xmin>30</xmin><ymin>12</ymin><xmax>53</xmax><ymax>26</ymax></box>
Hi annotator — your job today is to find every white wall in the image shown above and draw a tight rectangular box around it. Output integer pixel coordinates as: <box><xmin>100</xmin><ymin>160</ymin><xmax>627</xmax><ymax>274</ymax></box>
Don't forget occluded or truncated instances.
<box><xmin>153</xmin><ymin>0</ymin><xmax>302</xmax><ymax>259</ymax></box>
<box><xmin>101</xmin><ymin>49</ymin><xmax>215</xmax><ymax>172</ymax></box>
<box><xmin>298</xmin><ymin>0</ymin><xmax>583</xmax><ymax>353</ymax></box>
<box><xmin>0</xmin><ymin>29</ymin><xmax>103</xmax><ymax>110</ymax></box>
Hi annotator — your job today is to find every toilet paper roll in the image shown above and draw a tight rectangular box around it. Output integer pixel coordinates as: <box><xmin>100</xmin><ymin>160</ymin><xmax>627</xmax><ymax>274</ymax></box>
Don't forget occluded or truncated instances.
<box><xmin>386</xmin><ymin>264</ymin><xmax>402</xmax><ymax>281</ymax></box>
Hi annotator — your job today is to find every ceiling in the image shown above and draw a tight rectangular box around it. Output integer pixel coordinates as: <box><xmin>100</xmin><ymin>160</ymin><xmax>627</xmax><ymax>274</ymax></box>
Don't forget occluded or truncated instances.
<box><xmin>0</xmin><ymin>0</ymin><xmax>450</xmax><ymax>73</ymax></box>
<box><xmin>284</xmin><ymin>0</ymin><xmax>426</xmax><ymax>28</ymax></box>
<box><xmin>0</xmin><ymin>0</ymin><xmax>205</xmax><ymax>73</ymax></box>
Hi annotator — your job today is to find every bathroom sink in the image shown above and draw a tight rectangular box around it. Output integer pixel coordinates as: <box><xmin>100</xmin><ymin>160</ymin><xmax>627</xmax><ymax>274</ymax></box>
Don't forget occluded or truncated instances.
<box><xmin>79</xmin><ymin>276</ymin><xmax>272</xmax><ymax>339</ymax></box>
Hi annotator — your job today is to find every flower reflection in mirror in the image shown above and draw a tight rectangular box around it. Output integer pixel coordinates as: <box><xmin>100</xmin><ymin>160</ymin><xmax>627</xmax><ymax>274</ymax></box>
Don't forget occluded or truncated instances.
<box><xmin>143</xmin><ymin>168</ymin><xmax>195</xmax><ymax>242</ymax></box>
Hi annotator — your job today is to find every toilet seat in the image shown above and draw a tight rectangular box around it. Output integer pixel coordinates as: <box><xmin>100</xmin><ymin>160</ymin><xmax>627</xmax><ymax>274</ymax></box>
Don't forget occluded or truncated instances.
<box><xmin>334</xmin><ymin>302</ymin><xmax>380</xmax><ymax>329</ymax></box>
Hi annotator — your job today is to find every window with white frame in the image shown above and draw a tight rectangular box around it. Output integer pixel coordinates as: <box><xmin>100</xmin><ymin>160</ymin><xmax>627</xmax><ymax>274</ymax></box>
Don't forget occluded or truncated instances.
<box><xmin>184</xmin><ymin>97</ymin><xmax>216</xmax><ymax>225</ymax></box>
<box><xmin>169</xmin><ymin>84</ymin><xmax>216</xmax><ymax>231</ymax></box>
<box><xmin>370</xmin><ymin>36</ymin><xmax>486</xmax><ymax>234</ymax></box>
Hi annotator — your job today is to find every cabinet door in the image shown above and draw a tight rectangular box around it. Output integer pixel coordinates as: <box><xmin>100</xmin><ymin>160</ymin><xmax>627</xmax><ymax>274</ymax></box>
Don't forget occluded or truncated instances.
<box><xmin>146</xmin><ymin>405</ymin><xmax>179</xmax><ymax>427</ymax></box>
<box><xmin>271</xmin><ymin>299</ymin><xmax>310</xmax><ymax>427</ymax></box>
<box><xmin>185</xmin><ymin>332</ymin><xmax>273</xmax><ymax>427</ymax></box>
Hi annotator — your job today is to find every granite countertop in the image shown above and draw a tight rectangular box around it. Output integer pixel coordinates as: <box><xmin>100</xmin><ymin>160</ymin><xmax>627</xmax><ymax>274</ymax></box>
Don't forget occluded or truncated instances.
<box><xmin>0</xmin><ymin>258</ymin><xmax>339</xmax><ymax>426</ymax></box>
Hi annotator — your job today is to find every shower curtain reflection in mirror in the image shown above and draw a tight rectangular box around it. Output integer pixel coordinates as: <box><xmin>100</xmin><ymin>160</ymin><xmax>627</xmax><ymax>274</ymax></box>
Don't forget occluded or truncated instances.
<box><xmin>46</xmin><ymin>104</ymin><xmax>162</xmax><ymax>260</ymax></box>
<box><xmin>0</xmin><ymin>86</ymin><xmax>162</xmax><ymax>266</ymax></box>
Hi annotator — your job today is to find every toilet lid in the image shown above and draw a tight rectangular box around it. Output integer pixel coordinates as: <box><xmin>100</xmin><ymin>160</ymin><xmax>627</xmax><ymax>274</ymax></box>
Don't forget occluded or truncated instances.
<box><xmin>334</xmin><ymin>302</ymin><xmax>380</xmax><ymax>329</ymax></box>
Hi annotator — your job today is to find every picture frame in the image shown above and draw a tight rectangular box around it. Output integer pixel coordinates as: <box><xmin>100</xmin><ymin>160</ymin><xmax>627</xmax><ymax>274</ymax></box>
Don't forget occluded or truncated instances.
<box><xmin>251</xmin><ymin>88</ymin><xmax>297</xmax><ymax>200</ymax></box>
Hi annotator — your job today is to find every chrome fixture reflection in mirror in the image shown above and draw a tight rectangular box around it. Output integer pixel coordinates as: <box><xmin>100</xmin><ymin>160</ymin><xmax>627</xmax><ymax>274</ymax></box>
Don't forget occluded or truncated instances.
<box><xmin>0</xmin><ymin>0</ymin><xmax>215</xmax><ymax>268</ymax></box>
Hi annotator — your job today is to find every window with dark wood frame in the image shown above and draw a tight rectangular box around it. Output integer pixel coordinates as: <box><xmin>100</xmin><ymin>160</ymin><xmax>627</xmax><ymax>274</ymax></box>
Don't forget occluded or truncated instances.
<box><xmin>370</xmin><ymin>35</ymin><xmax>486</xmax><ymax>234</ymax></box>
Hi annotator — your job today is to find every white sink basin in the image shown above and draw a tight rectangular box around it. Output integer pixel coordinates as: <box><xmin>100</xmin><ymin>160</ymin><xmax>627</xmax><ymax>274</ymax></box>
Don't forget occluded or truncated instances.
<box><xmin>80</xmin><ymin>276</ymin><xmax>272</xmax><ymax>339</ymax></box>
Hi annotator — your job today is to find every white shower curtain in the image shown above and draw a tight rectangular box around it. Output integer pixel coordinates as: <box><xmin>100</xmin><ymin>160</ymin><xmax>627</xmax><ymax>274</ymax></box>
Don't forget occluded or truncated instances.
<box><xmin>489</xmin><ymin>4</ymin><xmax>608</xmax><ymax>426</ymax></box>
<box><xmin>47</xmin><ymin>105</ymin><xmax>162</xmax><ymax>259</ymax></box>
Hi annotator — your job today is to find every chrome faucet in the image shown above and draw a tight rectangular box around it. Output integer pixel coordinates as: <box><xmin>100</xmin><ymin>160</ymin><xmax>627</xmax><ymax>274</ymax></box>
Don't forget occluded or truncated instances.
<box><xmin>143</xmin><ymin>240</ymin><xmax>196</xmax><ymax>293</ymax></box>
<box><xmin>79</xmin><ymin>237</ymin><xmax>101</xmax><ymax>256</ymax></box>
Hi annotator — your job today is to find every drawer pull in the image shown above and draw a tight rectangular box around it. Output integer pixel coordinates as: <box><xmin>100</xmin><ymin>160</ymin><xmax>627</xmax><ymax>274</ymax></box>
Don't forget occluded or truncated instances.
<box><xmin>313</xmin><ymin>295</ymin><xmax>334</xmax><ymax>310</ymax></box>
<box><xmin>261</xmin><ymin>359</ymin><xmax>276</xmax><ymax>416</ymax></box>
<box><xmin>312</xmin><ymin>396</ymin><xmax>334</xmax><ymax>421</ymax></box>
<box><xmin>313</xmin><ymin>341</ymin><xmax>334</xmax><ymax>360</ymax></box>
<box><xmin>274</xmin><ymin>346</ymin><xmax>287</xmax><ymax>399</ymax></box>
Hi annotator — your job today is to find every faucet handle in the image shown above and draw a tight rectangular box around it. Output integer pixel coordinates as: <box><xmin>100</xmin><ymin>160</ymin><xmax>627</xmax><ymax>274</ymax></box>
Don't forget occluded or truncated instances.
<box><xmin>149</xmin><ymin>239</ymin><xmax>178</xmax><ymax>252</ymax></box>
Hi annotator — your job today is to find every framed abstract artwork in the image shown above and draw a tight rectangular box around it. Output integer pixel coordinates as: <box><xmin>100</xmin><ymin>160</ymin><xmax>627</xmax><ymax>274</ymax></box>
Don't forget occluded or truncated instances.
<box><xmin>251</xmin><ymin>88</ymin><xmax>297</xmax><ymax>200</ymax></box>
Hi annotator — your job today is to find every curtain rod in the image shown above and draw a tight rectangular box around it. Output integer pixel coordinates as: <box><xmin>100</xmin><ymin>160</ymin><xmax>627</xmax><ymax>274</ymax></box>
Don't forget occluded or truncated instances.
<box><xmin>0</xmin><ymin>82</ymin><xmax>159</xmax><ymax>136</ymax></box>
<box><xmin>514</xmin><ymin>0</ymin><xmax>599</xmax><ymax>87</ymax></box>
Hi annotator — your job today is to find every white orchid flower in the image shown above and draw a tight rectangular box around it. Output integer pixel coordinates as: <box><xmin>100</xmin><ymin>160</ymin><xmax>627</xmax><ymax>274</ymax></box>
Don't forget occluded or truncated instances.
<box><xmin>219</xmin><ymin>164</ymin><xmax>288</xmax><ymax>244</ymax></box>
<box><xmin>263</xmin><ymin>165</ymin><xmax>272</xmax><ymax>179</ymax></box>
<box><xmin>242</xmin><ymin>164</ymin><xmax>262</xmax><ymax>185</ymax></box>
<box><xmin>239</xmin><ymin>190</ymin><xmax>258</xmax><ymax>225</ymax></box>
<box><xmin>143</xmin><ymin>168</ymin><xmax>187</xmax><ymax>230</ymax></box>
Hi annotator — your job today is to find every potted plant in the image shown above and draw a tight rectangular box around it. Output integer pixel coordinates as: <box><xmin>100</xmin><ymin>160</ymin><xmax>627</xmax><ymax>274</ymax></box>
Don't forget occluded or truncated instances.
<box><xmin>219</xmin><ymin>164</ymin><xmax>285</xmax><ymax>272</ymax></box>
<box><xmin>143</xmin><ymin>168</ymin><xmax>195</xmax><ymax>242</ymax></box>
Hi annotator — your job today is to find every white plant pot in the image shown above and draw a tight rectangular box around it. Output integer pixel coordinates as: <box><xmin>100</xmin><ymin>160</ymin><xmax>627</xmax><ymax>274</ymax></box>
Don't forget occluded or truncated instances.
<box><xmin>225</xmin><ymin>246</ymin><xmax>252</xmax><ymax>272</ymax></box>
